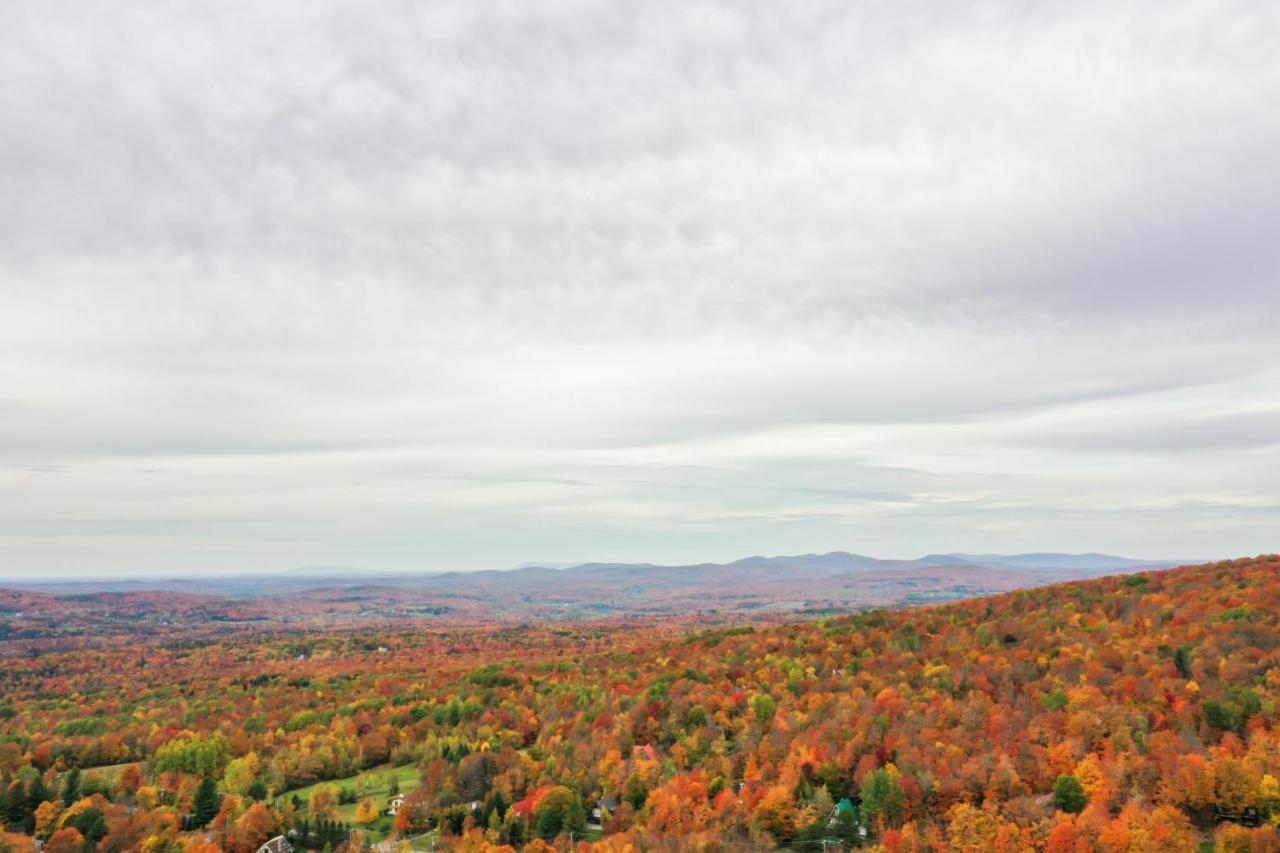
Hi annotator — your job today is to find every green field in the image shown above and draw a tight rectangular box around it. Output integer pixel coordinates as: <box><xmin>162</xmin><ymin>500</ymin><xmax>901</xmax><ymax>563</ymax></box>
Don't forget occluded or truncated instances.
<box><xmin>278</xmin><ymin>763</ymin><xmax>421</xmax><ymax>842</ymax></box>
<box><xmin>50</xmin><ymin>762</ymin><xmax>134</xmax><ymax>795</ymax></box>
<box><xmin>82</xmin><ymin>761</ymin><xmax>134</xmax><ymax>778</ymax></box>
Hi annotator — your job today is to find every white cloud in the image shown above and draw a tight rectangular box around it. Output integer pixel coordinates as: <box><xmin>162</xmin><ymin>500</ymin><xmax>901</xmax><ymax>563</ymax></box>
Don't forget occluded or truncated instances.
<box><xmin>1</xmin><ymin>0</ymin><xmax>1278</xmax><ymax>575</ymax></box>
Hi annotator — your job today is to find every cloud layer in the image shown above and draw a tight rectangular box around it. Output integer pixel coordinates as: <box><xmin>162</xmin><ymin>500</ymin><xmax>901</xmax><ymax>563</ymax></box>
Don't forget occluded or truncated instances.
<box><xmin>2</xmin><ymin>0</ymin><xmax>1279</xmax><ymax>575</ymax></box>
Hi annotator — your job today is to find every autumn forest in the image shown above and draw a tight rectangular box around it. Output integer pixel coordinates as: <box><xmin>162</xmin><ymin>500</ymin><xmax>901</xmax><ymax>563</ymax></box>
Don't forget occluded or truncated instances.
<box><xmin>0</xmin><ymin>556</ymin><xmax>1276</xmax><ymax>852</ymax></box>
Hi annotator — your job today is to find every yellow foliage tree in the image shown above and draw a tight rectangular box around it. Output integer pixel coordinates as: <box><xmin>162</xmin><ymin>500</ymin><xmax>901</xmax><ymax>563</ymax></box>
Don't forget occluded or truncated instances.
<box><xmin>34</xmin><ymin>800</ymin><xmax>62</xmax><ymax>840</ymax></box>
<box><xmin>355</xmin><ymin>797</ymin><xmax>379</xmax><ymax>824</ymax></box>
<box><xmin>136</xmin><ymin>786</ymin><xmax>159</xmax><ymax>811</ymax></box>
<box><xmin>1260</xmin><ymin>773</ymin><xmax>1280</xmax><ymax>813</ymax></box>
<box><xmin>309</xmin><ymin>783</ymin><xmax>340</xmax><ymax>819</ymax></box>
<box><xmin>1214</xmin><ymin>757</ymin><xmax>1258</xmax><ymax>813</ymax></box>
<box><xmin>223</xmin><ymin>752</ymin><xmax>261</xmax><ymax>796</ymax></box>
<box><xmin>752</xmin><ymin>784</ymin><xmax>798</xmax><ymax>842</ymax></box>
<box><xmin>945</xmin><ymin>802</ymin><xmax>1004</xmax><ymax>851</ymax></box>
<box><xmin>1073</xmin><ymin>755</ymin><xmax>1105</xmax><ymax>799</ymax></box>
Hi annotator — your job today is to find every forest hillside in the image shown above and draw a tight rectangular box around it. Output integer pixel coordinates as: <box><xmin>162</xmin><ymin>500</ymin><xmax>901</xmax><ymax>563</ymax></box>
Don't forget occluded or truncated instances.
<box><xmin>1</xmin><ymin>556</ymin><xmax>1278</xmax><ymax>851</ymax></box>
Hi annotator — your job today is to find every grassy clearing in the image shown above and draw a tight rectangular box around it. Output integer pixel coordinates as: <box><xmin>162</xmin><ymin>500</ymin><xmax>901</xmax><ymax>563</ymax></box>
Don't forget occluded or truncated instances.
<box><xmin>351</xmin><ymin>813</ymin><xmax>396</xmax><ymax>843</ymax></box>
<box><xmin>280</xmin><ymin>763</ymin><xmax>420</xmax><ymax>805</ymax></box>
<box><xmin>278</xmin><ymin>763</ymin><xmax>421</xmax><ymax>843</ymax></box>
<box><xmin>51</xmin><ymin>762</ymin><xmax>135</xmax><ymax>794</ymax></box>
<box><xmin>81</xmin><ymin>761</ymin><xmax>135</xmax><ymax>779</ymax></box>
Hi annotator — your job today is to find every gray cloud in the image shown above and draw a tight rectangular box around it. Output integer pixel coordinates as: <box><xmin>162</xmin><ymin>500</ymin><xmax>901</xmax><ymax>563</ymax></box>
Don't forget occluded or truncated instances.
<box><xmin>1022</xmin><ymin>409</ymin><xmax>1280</xmax><ymax>453</ymax></box>
<box><xmin>1</xmin><ymin>0</ymin><xmax>1278</xmax><ymax>575</ymax></box>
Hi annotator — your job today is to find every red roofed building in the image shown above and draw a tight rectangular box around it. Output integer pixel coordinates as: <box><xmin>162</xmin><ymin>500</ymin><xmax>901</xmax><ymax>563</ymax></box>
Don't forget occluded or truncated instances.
<box><xmin>510</xmin><ymin>785</ymin><xmax>554</xmax><ymax>820</ymax></box>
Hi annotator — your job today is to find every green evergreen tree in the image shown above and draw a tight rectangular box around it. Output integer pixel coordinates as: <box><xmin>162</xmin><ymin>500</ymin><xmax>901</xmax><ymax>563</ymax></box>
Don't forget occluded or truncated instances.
<box><xmin>60</xmin><ymin>768</ymin><xmax>81</xmax><ymax>806</ymax></box>
<box><xmin>27</xmin><ymin>774</ymin><xmax>51</xmax><ymax>809</ymax></box>
<box><xmin>623</xmin><ymin>772</ymin><xmax>647</xmax><ymax>810</ymax></box>
<box><xmin>69</xmin><ymin>806</ymin><xmax>108</xmax><ymax>847</ymax></box>
<box><xmin>1</xmin><ymin>781</ymin><xmax>24</xmax><ymax>829</ymax></box>
<box><xmin>483</xmin><ymin>789</ymin><xmax>508</xmax><ymax>821</ymax></box>
<box><xmin>502</xmin><ymin>812</ymin><xmax>525</xmax><ymax>845</ymax></box>
<box><xmin>192</xmin><ymin>776</ymin><xmax>221</xmax><ymax>827</ymax></box>
<box><xmin>1053</xmin><ymin>774</ymin><xmax>1087</xmax><ymax>813</ymax></box>
<box><xmin>535</xmin><ymin>806</ymin><xmax>562</xmax><ymax>839</ymax></box>
<box><xmin>1172</xmin><ymin>644</ymin><xmax>1193</xmax><ymax>679</ymax></box>
<box><xmin>13</xmin><ymin>775</ymin><xmax>45</xmax><ymax>833</ymax></box>
<box><xmin>567</xmin><ymin>796</ymin><xmax>586</xmax><ymax>834</ymax></box>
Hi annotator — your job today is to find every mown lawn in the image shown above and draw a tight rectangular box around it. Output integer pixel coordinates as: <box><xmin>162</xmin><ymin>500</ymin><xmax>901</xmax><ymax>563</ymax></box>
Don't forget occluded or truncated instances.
<box><xmin>52</xmin><ymin>762</ymin><xmax>136</xmax><ymax>795</ymax></box>
<box><xmin>81</xmin><ymin>761</ymin><xmax>134</xmax><ymax>779</ymax></box>
<box><xmin>278</xmin><ymin>763</ymin><xmax>421</xmax><ymax>843</ymax></box>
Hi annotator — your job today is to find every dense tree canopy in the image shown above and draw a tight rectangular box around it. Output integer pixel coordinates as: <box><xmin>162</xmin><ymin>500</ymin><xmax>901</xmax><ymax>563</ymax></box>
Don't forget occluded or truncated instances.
<box><xmin>1</xmin><ymin>555</ymin><xmax>1279</xmax><ymax>850</ymax></box>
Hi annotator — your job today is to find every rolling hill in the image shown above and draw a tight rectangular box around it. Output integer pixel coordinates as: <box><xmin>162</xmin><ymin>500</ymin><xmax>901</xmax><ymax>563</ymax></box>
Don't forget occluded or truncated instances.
<box><xmin>0</xmin><ymin>555</ymin><xmax>1275</xmax><ymax>850</ymax></box>
<box><xmin>0</xmin><ymin>551</ymin><xmax>1188</xmax><ymax>651</ymax></box>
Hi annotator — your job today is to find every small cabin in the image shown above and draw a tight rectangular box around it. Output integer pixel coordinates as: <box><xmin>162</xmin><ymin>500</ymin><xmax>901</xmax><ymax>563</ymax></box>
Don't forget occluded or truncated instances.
<box><xmin>592</xmin><ymin>795</ymin><xmax>619</xmax><ymax>821</ymax></box>
<box><xmin>827</xmin><ymin>798</ymin><xmax>855</xmax><ymax>827</ymax></box>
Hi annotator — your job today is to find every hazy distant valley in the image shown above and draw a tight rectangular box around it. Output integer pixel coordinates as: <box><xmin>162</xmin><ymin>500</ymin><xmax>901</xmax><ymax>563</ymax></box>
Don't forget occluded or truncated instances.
<box><xmin>0</xmin><ymin>551</ymin><xmax>1185</xmax><ymax>652</ymax></box>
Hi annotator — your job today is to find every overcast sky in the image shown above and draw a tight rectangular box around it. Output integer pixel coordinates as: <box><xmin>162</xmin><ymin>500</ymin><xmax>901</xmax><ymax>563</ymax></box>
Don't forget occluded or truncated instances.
<box><xmin>2</xmin><ymin>1</ymin><xmax>1278</xmax><ymax>577</ymax></box>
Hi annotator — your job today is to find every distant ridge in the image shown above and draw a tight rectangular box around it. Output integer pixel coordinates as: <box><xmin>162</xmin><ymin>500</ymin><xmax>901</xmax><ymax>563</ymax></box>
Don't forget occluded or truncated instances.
<box><xmin>937</xmin><ymin>552</ymin><xmax>1181</xmax><ymax>570</ymax></box>
<box><xmin>728</xmin><ymin>551</ymin><xmax>888</xmax><ymax>571</ymax></box>
<box><xmin>3</xmin><ymin>550</ymin><xmax>1192</xmax><ymax>597</ymax></box>
<box><xmin>687</xmin><ymin>550</ymin><xmax>1181</xmax><ymax>574</ymax></box>
<box><xmin>0</xmin><ymin>549</ymin><xmax>1211</xmax><ymax>637</ymax></box>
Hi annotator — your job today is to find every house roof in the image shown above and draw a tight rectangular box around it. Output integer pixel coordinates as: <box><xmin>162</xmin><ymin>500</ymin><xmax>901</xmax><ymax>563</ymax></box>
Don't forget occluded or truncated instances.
<box><xmin>510</xmin><ymin>785</ymin><xmax>554</xmax><ymax>819</ymax></box>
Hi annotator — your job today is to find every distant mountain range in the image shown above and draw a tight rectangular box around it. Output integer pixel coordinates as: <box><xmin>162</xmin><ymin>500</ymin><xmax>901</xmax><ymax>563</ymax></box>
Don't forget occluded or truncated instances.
<box><xmin>3</xmin><ymin>550</ymin><xmax>1186</xmax><ymax>596</ymax></box>
<box><xmin>0</xmin><ymin>550</ymin><xmax>1201</xmax><ymax>650</ymax></box>
<box><xmin>721</xmin><ymin>550</ymin><xmax>1179</xmax><ymax>574</ymax></box>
